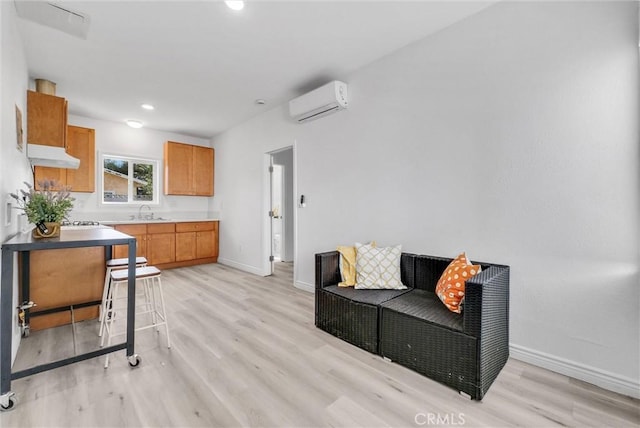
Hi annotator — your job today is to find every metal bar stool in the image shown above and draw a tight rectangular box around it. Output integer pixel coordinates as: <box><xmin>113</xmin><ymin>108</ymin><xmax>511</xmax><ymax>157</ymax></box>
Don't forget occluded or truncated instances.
<box><xmin>98</xmin><ymin>256</ymin><xmax>148</xmax><ymax>337</ymax></box>
<box><xmin>101</xmin><ymin>266</ymin><xmax>171</xmax><ymax>368</ymax></box>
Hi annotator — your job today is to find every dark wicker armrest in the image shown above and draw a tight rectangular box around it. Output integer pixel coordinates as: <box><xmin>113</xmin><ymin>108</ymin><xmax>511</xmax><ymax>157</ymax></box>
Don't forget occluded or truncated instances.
<box><xmin>315</xmin><ymin>251</ymin><xmax>341</xmax><ymax>289</ymax></box>
<box><xmin>462</xmin><ymin>265</ymin><xmax>510</xmax><ymax>338</ymax></box>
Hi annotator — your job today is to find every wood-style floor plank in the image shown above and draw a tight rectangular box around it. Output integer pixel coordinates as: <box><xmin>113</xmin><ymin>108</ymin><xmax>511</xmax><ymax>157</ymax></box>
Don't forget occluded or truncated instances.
<box><xmin>1</xmin><ymin>262</ymin><xmax>638</xmax><ymax>427</ymax></box>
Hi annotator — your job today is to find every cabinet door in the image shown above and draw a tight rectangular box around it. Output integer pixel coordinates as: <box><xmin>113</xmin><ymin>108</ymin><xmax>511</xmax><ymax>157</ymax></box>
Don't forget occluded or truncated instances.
<box><xmin>27</xmin><ymin>90</ymin><xmax>67</xmax><ymax>148</ymax></box>
<box><xmin>176</xmin><ymin>232</ymin><xmax>197</xmax><ymax>261</ymax></box>
<box><xmin>148</xmin><ymin>233</ymin><xmax>176</xmax><ymax>265</ymax></box>
<box><xmin>34</xmin><ymin>125</ymin><xmax>96</xmax><ymax>191</ymax></box>
<box><xmin>113</xmin><ymin>224</ymin><xmax>147</xmax><ymax>259</ymax></box>
<box><xmin>34</xmin><ymin>167</ymin><xmax>66</xmax><ymax>189</ymax></box>
<box><xmin>65</xmin><ymin>126</ymin><xmax>95</xmax><ymax>192</ymax></box>
<box><xmin>196</xmin><ymin>230</ymin><xmax>216</xmax><ymax>259</ymax></box>
<box><xmin>164</xmin><ymin>141</ymin><xmax>193</xmax><ymax>195</ymax></box>
<box><xmin>27</xmin><ymin>247</ymin><xmax>105</xmax><ymax>331</ymax></box>
<box><xmin>193</xmin><ymin>146</ymin><xmax>214</xmax><ymax>196</ymax></box>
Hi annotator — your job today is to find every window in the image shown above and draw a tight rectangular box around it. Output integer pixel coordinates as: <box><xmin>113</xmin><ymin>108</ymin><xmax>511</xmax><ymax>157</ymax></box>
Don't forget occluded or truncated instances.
<box><xmin>101</xmin><ymin>153</ymin><xmax>159</xmax><ymax>205</ymax></box>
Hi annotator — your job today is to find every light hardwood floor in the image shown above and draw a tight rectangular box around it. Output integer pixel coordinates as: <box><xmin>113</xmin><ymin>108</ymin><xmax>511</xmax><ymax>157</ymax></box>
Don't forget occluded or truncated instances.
<box><xmin>1</xmin><ymin>262</ymin><xmax>638</xmax><ymax>427</ymax></box>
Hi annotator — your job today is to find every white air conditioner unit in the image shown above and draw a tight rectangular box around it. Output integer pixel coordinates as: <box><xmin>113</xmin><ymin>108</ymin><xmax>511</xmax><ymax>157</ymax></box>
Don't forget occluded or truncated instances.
<box><xmin>289</xmin><ymin>80</ymin><xmax>348</xmax><ymax>123</ymax></box>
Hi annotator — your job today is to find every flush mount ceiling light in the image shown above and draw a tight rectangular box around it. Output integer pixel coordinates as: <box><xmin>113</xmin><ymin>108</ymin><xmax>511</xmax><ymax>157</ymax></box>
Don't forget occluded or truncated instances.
<box><xmin>225</xmin><ymin>1</ymin><xmax>245</xmax><ymax>11</ymax></box>
<box><xmin>126</xmin><ymin>120</ymin><xmax>143</xmax><ymax>129</ymax></box>
<box><xmin>141</xmin><ymin>103</ymin><xmax>155</xmax><ymax>110</ymax></box>
<box><xmin>255</xmin><ymin>99</ymin><xmax>266</xmax><ymax>105</ymax></box>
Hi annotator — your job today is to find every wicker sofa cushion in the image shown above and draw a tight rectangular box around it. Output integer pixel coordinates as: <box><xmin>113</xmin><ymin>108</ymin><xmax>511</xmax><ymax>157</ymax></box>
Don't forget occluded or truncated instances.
<box><xmin>380</xmin><ymin>289</ymin><xmax>464</xmax><ymax>332</ymax></box>
<box><xmin>323</xmin><ymin>285</ymin><xmax>412</xmax><ymax>306</ymax></box>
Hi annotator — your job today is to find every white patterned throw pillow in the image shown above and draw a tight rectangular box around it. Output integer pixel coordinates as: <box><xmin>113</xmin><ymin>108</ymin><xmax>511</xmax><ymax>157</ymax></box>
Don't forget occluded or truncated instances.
<box><xmin>355</xmin><ymin>243</ymin><xmax>406</xmax><ymax>290</ymax></box>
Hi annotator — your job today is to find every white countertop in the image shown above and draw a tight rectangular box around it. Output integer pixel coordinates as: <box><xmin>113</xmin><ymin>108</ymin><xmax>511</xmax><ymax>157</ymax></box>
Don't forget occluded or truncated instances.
<box><xmin>100</xmin><ymin>218</ymin><xmax>219</xmax><ymax>225</ymax></box>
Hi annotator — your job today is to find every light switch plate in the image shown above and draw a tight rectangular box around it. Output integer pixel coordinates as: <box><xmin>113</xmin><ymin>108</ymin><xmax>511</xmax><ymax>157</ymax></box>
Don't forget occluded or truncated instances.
<box><xmin>5</xmin><ymin>200</ymin><xmax>12</xmax><ymax>226</ymax></box>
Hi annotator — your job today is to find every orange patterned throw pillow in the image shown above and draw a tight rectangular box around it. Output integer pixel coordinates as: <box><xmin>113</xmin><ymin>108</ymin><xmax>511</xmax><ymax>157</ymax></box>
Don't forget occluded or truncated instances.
<box><xmin>435</xmin><ymin>253</ymin><xmax>481</xmax><ymax>314</ymax></box>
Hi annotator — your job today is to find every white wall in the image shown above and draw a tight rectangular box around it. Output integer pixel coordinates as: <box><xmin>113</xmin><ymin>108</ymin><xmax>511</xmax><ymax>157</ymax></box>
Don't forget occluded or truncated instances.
<box><xmin>0</xmin><ymin>1</ymin><xmax>35</xmax><ymax>362</ymax></box>
<box><xmin>66</xmin><ymin>114</ymin><xmax>213</xmax><ymax>220</ymax></box>
<box><xmin>212</xmin><ymin>1</ymin><xmax>639</xmax><ymax>397</ymax></box>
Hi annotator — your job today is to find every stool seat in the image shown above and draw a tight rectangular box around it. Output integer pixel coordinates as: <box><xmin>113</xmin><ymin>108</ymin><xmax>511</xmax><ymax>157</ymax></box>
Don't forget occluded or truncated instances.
<box><xmin>106</xmin><ymin>257</ymin><xmax>148</xmax><ymax>268</ymax></box>
<box><xmin>111</xmin><ymin>266</ymin><xmax>161</xmax><ymax>281</ymax></box>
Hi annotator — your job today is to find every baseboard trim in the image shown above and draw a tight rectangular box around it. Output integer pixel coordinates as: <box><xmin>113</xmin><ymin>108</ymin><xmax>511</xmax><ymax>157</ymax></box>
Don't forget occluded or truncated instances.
<box><xmin>294</xmin><ymin>280</ymin><xmax>314</xmax><ymax>293</ymax></box>
<box><xmin>217</xmin><ymin>258</ymin><xmax>265</xmax><ymax>276</ymax></box>
<box><xmin>510</xmin><ymin>344</ymin><xmax>640</xmax><ymax>399</ymax></box>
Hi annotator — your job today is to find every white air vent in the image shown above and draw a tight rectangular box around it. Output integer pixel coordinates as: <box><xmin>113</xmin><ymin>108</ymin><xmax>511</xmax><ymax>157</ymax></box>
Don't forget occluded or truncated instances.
<box><xmin>289</xmin><ymin>81</ymin><xmax>348</xmax><ymax>123</ymax></box>
<box><xmin>14</xmin><ymin>1</ymin><xmax>91</xmax><ymax>39</ymax></box>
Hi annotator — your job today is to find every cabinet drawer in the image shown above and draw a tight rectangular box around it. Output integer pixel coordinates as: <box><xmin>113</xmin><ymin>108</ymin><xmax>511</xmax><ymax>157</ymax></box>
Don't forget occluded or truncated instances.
<box><xmin>147</xmin><ymin>223</ymin><xmax>175</xmax><ymax>234</ymax></box>
<box><xmin>175</xmin><ymin>221</ymin><xmax>214</xmax><ymax>233</ymax></box>
<box><xmin>115</xmin><ymin>224</ymin><xmax>147</xmax><ymax>235</ymax></box>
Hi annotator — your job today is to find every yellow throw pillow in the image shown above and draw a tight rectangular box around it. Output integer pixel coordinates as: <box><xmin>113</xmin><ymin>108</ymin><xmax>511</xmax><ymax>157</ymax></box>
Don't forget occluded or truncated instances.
<box><xmin>337</xmin><ymin>241</ymin><xmax>375</xmax><ymax>287</ymax></box>
<box><xmin>435</xmin><ymin>252</ymin><xmax>481</xmax><ymax>313</ymax></box>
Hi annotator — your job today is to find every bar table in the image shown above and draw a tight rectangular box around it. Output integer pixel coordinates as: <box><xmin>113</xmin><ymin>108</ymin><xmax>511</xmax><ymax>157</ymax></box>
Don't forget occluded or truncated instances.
<box><xmin>0</xmin><ymin>228</ymin><xmax>139</xmax><ymax>410</ymax></box>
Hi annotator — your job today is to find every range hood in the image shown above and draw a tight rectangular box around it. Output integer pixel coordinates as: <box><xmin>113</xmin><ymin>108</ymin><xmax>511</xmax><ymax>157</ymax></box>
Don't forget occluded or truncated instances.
<box><xmin>27</xmin><ymin>144</ymin><xmax>80</xmax><ymax>169</ymax></box>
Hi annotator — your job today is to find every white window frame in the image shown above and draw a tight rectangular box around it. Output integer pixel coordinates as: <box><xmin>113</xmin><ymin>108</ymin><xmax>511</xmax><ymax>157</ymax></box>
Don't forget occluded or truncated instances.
<box><xmin>100</xmin><ymin>152</ymin><xmax>160</xmax><ymax>206</ymax></box>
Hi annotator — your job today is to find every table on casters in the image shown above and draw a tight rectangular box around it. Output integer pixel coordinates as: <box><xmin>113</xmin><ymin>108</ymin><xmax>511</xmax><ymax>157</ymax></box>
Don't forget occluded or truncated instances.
<box><xmin>0</xmin><ymin>228</ymin><xmax>140</xmax><ymax>411</ymax></box>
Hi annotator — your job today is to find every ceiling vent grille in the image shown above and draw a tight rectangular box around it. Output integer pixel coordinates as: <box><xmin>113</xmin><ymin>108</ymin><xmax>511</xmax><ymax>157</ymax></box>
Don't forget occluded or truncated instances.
<box><xmin>14</xmin><ymin>1</ymin><xmax>91</xmax><ymax>39</ymax></box>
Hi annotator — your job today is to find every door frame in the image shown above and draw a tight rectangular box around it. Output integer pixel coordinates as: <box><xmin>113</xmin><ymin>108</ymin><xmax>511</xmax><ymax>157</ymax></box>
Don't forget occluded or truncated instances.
<box><xmin>262</xmin><ymin>143</ymin><xmax>297</xmax><ymax>282</ymax></box>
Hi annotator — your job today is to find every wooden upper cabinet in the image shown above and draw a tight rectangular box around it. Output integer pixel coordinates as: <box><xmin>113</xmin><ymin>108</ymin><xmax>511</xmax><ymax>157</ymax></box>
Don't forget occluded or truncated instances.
<box><xmin>33</xmin><ymin>166</ymin><xmax>66</xmax><ymax>187</ymax></box>
<box><xmin>27</xmin><ymin>90</ymin><xmax>68</xmax><ymax>148</ymax></box>
<box><xmin>164</xmin><ymin>141</ymin><xmax>214</xmax><ymax>196</ymax></box>
<box><xmin>65</xmin><ymin>126</ymin><xmax>95</xmax><ymax>192</ymax></box>
<box><xmin>193</xmin><ymin>145</ymin><xmax>214</xmax><ymax>196</ymax></box>
<box><xmin>164</xmin><ymin>141</ymin><xmax>193</xmax><ymax>195</ymax></box>
<box><xmin>34</xmin><ymin>125</ymin><xmax>95</xmax><ymax>192</ymax></box>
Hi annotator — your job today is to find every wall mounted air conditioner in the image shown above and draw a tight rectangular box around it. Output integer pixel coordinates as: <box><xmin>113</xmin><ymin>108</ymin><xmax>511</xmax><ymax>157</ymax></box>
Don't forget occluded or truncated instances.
<box><xmin>289</xmin><ymin>80</ymin><xmax>348</xmax><ymax>123</ymax></box>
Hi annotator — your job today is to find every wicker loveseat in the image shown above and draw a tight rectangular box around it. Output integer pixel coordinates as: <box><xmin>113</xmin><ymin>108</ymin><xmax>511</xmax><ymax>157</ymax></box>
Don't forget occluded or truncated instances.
<box><xmin>315</xmin><ymin>251</ymin><xmax>510</xmax><ymax>400</ymax></box>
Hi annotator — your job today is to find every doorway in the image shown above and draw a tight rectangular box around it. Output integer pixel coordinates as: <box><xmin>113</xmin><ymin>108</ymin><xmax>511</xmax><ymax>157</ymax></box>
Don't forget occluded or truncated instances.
<box><xmin>268</xmin><ymin>147</ymin><xmax>295</xmax><ymax>277</ymax></box>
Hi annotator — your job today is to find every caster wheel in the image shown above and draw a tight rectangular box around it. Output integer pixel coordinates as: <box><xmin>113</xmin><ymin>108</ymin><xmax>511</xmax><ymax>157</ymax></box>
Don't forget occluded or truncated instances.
<box><xmin>0</xmin><ymin>396</ymin><xmax>16</xmax><ymax>411</ymax></box>
<box><xmin>128</xmin><ymin>355</ymin><xmax>141</xmax><ymax>367</ymax></box>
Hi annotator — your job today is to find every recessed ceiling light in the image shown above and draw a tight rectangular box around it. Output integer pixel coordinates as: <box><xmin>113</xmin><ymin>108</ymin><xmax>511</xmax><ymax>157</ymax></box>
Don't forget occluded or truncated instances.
<box><xmin>225</xmin><ymin>1</ymin><xmax>244</xmax><ymax>11</ymax></box>
<box><xmin>141</xmin><ymin>103</ymin><xmax>155</xmax><ymax>110</ymax></box>
<box><xmin>126</xmin><ymin>120</ymin><xmax>143</xmax><ymax>129</ymax></box>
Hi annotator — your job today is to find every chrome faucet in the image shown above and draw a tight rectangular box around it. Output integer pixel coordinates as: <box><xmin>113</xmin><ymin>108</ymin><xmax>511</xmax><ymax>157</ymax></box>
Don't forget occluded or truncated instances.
<box><xmin>138</xmin><ymin>204</ymin><xmax>152</xmax><ymax>220</ymax></box>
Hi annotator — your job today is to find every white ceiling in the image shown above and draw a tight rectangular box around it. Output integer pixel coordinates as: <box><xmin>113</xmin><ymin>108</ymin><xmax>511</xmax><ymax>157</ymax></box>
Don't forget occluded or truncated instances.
<box><xmin>14</xmin><ymin>1</ymin><xmax>496</xmax><ymax>139</ymax></box>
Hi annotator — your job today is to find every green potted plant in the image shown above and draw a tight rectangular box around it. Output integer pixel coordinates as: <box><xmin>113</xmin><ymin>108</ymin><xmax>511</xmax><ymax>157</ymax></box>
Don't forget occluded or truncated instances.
<box><xmin>10</xmin><ymin>180</ymin><xmax>74</xmax><ymax>238</ymax></box>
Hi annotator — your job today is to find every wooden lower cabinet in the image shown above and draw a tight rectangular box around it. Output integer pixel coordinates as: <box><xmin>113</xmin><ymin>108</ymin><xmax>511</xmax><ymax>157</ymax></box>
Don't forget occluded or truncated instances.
<box><xmin>113</xmin><ymin>224</ymin><xmax>147</xmax><ymax>259</ymax></box>
<box><xmin>197</xmin><ymin>229</ymin><xmax>218</xmax><ymax>259</ymax></box>
<box><xmin>176</xmin><ymin>232</ymin><xmax>197</xmax><ymax>261</ymax></box>
<box><xmin>23</xmin><ymin>247</ymin><xmax>105</xmax><ymax>331</ymax></box>
<box><xmin>113</xmin><ymin>221</ymin><xmax>218</xmax><ymax>269</ymax></box>
<box><xmin>176</xmin><ymin>221</ymin><xmax>218</xmax><ymax>261</ymax></box>
<box><xmin>147</xmin><ymin>223</ymin><xmax>176</xmax><ymax>265</ymax></box>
